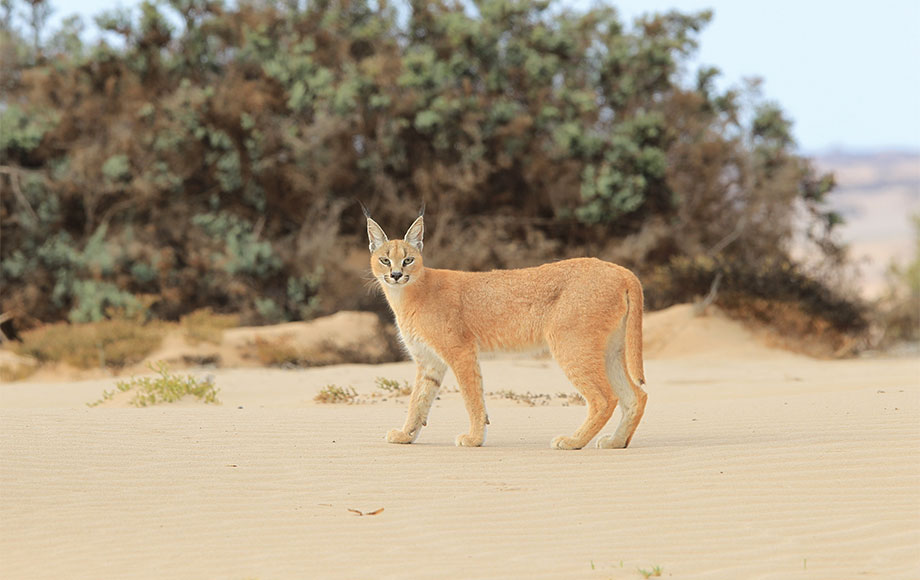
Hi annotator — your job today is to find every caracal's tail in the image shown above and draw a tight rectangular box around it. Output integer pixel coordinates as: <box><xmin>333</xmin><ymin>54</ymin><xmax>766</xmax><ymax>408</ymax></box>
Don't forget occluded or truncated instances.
<box><xmin>625</xmin><ymin>278</ymin><xmax>645</xmax><ymax>386</ymax></box>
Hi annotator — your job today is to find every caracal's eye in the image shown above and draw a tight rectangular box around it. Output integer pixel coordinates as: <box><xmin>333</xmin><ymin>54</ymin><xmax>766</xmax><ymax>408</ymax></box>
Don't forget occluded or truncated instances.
<box><xmin>379</xmin><ymin>257</ymin><xmax>391</xmax><ymax>266</ymax></box>
<box><xmin>402</xmin><ymin>257</ymin><xmax>414</xmax><ymax>267</ymax></box>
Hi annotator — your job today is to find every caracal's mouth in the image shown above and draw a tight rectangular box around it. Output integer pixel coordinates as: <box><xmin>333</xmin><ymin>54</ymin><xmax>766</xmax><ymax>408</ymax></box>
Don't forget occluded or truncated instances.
<box><xmin>384</xmin><ymin>275</ymin><xmax>410</xmax><ymax>286</ymax></box>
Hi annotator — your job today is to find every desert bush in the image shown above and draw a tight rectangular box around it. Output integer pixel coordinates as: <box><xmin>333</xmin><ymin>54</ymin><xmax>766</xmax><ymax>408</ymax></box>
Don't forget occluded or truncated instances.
<box><xmin>645</xmin><ymin>254</ymin><xmax>868</xmax><ymax>355</ymax></box>
<box><xmin>647</xmin><ymin>255</ymin><xmax>866</xmax><ymax>332</ymax></box>
<box><xmin>252</xmin><ymin>335</ymin><xmax>304</xmax><ymax>367</ymax></box>
<box><xmin>181</xmin><ymin>308</ymin><xmax>240</xmax><ymax>345</ymax></box>
<box><xmin>0</xmin><ymin>0</ymin><xmax>859</xmax><ymax>345</ymax></box>
<box><xmin>13</xmin><ymin>319</ymin><xmax>164</xmax><ymax>369</ymax></box>
<box><xmin>873</xmin><ymin>214</ymin><xmax>920</xmax><ymax>347</ymax></box>
<box><xmin>0</xmin><ymin>105</ymin><xmax>58</xmax><ymax>155</ymax></box>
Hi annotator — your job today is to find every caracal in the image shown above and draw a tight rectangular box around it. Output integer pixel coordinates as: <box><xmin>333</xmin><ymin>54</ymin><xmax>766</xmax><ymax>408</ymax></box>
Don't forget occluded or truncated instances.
<box><xmin>365</xmin><ymin>207</ymin><xmax>648</xmax><ymax>450</ymax></box>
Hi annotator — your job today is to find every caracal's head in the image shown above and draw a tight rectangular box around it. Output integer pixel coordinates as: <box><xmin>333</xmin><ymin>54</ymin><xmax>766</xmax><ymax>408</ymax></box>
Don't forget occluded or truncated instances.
<box><xmin>364</xmin><ymin>206</ymin><xmax>425</xmax><ymax>289</ymax></box>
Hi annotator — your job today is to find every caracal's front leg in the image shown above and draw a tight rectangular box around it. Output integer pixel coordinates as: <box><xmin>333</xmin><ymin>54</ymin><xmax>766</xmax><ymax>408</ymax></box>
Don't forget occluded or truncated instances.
<box><xmin>447</xmin><ymin>348</ymin><xmax>489</xmax><ymax>447</ymax></box>
<box><xmin>386</xmin><ymin>357</ymin><xmax>447</xmax><ymax>444</ymax></box>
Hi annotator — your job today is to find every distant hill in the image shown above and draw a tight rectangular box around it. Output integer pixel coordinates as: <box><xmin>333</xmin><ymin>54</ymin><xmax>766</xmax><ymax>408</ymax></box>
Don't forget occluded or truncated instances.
<box><xmin>812</xmin><ymin>150</ymin><xmax>919</xmax><ymax>297</ymax></box>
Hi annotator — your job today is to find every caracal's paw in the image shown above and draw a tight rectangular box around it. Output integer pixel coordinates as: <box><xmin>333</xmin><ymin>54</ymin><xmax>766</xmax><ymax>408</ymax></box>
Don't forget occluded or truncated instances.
<box><xmin>596</xmin><ymin>434</ymin><xmax>627</xmax><ymax>449</ymax></box>
<box><xmin>551</xmin><ymin>435</ymin><xmax>584</xmax><ymax>450</ymax></box>
<box><xmin>455</xmin><ymin>433</ymin><xmax>484</xmax><ymax>447</ymax></box>
<box><xmin>386</xmin><ymin>429</ymin><xmax>414</xmax><ymax>444</ymax></box>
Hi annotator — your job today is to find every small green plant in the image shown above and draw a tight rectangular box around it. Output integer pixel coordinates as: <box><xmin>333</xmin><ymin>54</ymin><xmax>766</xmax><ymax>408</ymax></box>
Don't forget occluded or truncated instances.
<box><xmin>638</xmin><ymin>565</ymin><xmax>662</xmax><ymax>579</ymax></box>
<box><xmin>88</xmin><ymin>361</ymin><xmax>220</xmax><ymax>407</ymax></box>
<box><xmin>314</xmin><ymin>384</ymin><xmax>358</xmax><ymax>404</ymax></box>
<box><xmin>375</xmin><ymin>376</ymin><xmax>411</xmax><ymax>396</ymax></box>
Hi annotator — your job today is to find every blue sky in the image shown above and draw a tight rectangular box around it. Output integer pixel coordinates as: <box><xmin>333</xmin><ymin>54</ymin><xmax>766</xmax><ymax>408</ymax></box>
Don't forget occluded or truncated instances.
<box><xmin>44</xmin><ymin>0</ymin><xmax>920</xmax><ymax>154</ymax></box>
<box><xmin>608</xmin><ymin>0</ymin><xmax>920</xmax><ymax>154</ymax></box>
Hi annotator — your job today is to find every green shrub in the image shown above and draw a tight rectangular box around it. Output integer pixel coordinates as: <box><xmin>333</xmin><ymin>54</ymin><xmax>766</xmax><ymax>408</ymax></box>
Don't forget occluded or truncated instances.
<box><xmin>0</xmin><ymin>106</ymin><xmax>59</xmax><ymax>154</ymax></box>
<box><xmin>101</xmin><ymin>154</ymin><xmax>132</xmax><ymax>182</ymax></box>
<box><xmin>69</xmin><ymin>280</ymin><xmax>147</xmax><ymax>323</ymax></box>
<box><xmin>192</xmin><ymin>212</ymin><xmax>281</xmax><ymax>278</ymax></box>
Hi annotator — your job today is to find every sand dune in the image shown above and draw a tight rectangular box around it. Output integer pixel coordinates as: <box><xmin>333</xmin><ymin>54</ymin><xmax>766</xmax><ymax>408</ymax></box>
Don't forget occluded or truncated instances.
<box><xmin>1</xmin><ymin>306</ymin><xmax>918</xmax><ymax>579</ymax></box>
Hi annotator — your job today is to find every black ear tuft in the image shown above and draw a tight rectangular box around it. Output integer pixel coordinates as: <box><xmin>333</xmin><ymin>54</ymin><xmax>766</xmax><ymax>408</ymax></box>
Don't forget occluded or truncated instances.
<box><xmin>358</xmin><ymin>200</ymin><xmax>372</xmax><ymax>219</ymax></box>
<box><xmin>418</xmin><ymin>201</ymin><xmax>425</xmax><ymax>218</ymax></box>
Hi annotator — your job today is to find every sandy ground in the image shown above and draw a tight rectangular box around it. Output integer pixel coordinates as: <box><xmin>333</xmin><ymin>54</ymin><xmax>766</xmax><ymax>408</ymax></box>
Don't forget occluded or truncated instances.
<box><xmin>1</xmin><ymin>307</ymin><xmax>919</xmax><ymax>579</ymax></box>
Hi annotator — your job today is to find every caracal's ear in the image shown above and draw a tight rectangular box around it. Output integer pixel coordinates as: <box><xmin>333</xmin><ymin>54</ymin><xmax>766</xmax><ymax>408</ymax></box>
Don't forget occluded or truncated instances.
<box><xmin>362</xmin><ymin>203</ymin><xmax>389</xmax><ymax>253</ymax></box>
<box><xmin>404</xmin><ymin>204</ymin><xmax>425</xmax><ymax>252</ymax></box>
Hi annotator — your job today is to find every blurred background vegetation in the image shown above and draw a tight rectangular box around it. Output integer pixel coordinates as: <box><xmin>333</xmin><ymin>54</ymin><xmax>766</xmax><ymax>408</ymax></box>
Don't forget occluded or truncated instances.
<box><xmin>4</xmin><ymin>0</ymin><xmax>907</xmax><ymax>357</ymax></box>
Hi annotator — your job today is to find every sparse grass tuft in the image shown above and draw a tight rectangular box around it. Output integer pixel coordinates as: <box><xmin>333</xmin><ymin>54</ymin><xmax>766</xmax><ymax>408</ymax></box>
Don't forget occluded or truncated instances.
<box><xmin>485</xmin><ymin>389</ymin><xmax>587</xmax><ymax>406</ymax></box>
<box><xmin>180</xmin><ymin>308</ymin><xmax>239</xmax><ymax>345</ymax></box>
<box><xmin>490</xmin><ymin>389</ymin><xmax>550</xmax><ymax>406</ymax></box>
<box><xmin>557</xmin><ymin>392</ymin><xmax>586</xmax><ymax>406</ymax></box>
<box><xmin>638</xmin><ymin>565</ymin><xmax>662</xmax><ymax>578</ymax></box>
<box><xmin>375</xmin><ymin>376</ymin><xmax>411</xmax><ymax>396</ymax></box>
<box><xmin>314</xmin><ymin>384</ymin><xmax>358</xmax><ymax>404</ymax></box>
<box><xmin>88</xmin><ymin>361</ymin><xmax>220</xmax><ymax>407</ymax></box>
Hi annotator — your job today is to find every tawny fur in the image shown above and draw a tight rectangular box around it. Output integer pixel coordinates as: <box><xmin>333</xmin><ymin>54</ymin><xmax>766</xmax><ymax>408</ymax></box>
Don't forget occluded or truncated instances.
<box><xmin>366</xmin><ymin>212</ymin><xmax>648</xmax><ymax>450</ymax></box>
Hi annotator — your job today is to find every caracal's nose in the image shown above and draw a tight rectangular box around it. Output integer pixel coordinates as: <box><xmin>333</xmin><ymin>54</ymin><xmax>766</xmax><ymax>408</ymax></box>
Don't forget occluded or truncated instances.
<box><xmin>391</xmin><ymin>271</ymin><xmax>403</xmax><ymax>281</ymax></box>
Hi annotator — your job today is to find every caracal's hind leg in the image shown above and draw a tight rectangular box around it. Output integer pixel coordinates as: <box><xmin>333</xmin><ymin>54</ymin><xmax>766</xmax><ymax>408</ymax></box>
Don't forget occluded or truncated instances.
<box><xmin>387</xmin><ymin>355</ymin><xmax>447</xmax><ymax>444</ymax></box>
<box><xmin>597</xmin><ymin>336</ymin><xmax>648</xmax><ymax>449</ymax></box>
<box><xmin>445</xmin><ymin>346</ymin><xmax>489</xmax><ymax>447</ymax></box>
<box><xmin>549</xmin><ymin>339</ymin><xmax>617</xmax><ymax>450</ymax></box>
